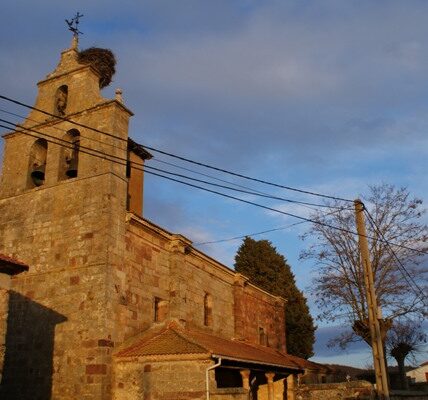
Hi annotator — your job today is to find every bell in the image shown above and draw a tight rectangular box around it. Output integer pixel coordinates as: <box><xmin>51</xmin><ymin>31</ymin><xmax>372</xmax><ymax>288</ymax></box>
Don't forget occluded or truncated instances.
<box><xmin>31</xmin><ymin>164</ymin><xmax>45</xmax><ymax>186</ymax></box>
<box><xmin>66</xmin><ymin>157</ymin><xmax>78</xmax><ymax>178</ymax></box>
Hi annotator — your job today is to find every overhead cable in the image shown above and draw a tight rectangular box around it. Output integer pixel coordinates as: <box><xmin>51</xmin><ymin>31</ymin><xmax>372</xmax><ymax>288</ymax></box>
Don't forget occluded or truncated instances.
<box><xmin>1</xmin><ymin>117</ymin><xmax>427</xmax><ymax>256</ymax></box>
<box><xmin>0</xmin><ymin>93</ymin><xmax>353</xmax><ymax>203</ymax></box>
<box><xmin>0</xmin><ymin>107</ymin><xmax>345</xmax><ymax>210</ymax></box>
<box><xmin>194</xmin><ymin>208</ymin><xmax>346</xmax><ymax>245</ymax></box>
<box><xmin>363</xmin><ymin>208</ymin><xmax>427</xmax><ymax>305</ymax></box>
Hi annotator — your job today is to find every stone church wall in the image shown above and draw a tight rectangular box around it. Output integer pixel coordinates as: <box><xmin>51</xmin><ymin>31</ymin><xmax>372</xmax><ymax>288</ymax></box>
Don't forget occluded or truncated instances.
<box><xmin>119</xmin><ymin>215</ymin><xmax>237</xmax><ymax>340</ymax></box>
<box><xmin>234</xmin><ymin>278</ymin><xmax>286</xmax><ymax>351</ymax></box>
<box><xmin>118</xmin><ymin>215</ymin><xmax>285</xmax><ymax>345</ymax></box>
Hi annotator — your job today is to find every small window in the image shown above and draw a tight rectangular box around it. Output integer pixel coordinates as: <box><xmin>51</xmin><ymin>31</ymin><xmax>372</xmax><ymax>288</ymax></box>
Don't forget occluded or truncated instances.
<box><xmin>259</xmin><ymin>327</ymin><xmax>266</xmax><ymax>346</ymax></box>
<box><xmin>154</xmin><ymin>297</ymin><xmax>168</xmax><ymax>322</ymax></box>
<box><xmin>204</xmin><ymin>293</ymin><xmax>213</xmax><ymax>327</ymax></box>
<box><xmin>28</xmin><ymin>138</ymin><xmax>48</xmax><ymax>188</ymax></box>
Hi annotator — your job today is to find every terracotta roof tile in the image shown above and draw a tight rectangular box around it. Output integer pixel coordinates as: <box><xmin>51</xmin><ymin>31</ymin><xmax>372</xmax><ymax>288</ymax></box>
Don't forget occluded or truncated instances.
<box><xmin>283</xmin><ymin>353</ymin><xmax>328</xmax><ymax>371</ymax></box>
<box><xmin>116</xmin><ymin>327</ymin><xmax>208</xmax><ymax>357</ymax></box>
<box><xmin>0</xmin><ymin>253</ymin><xmax>29</xmax><ymax>275</ymax></box>
<box><xmin>116</xmin><ymin>322</ymin><xmax>304</xmax><ymax>371</ymax></box>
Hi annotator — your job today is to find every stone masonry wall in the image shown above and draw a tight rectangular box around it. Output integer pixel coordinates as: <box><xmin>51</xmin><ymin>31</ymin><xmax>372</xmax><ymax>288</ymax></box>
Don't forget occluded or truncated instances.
<box><xmin>210</xmin><ymin>388</ymin><xmax>248</xmax><ymax>400</ymax></box>
<box><xmin>121</xmin><ymin>217</ymin><xmax>236</xmax><ymax>341</ymax></box>
<box><xmin>296</xmin><ymin>381</ymin><xmax>375</xmax><ymax>400</ymax></box>
<box><xmin>121</xmin><ymin>215</ymin><xmax>286</xmax><ymax>347</ymax></box>
<box><xmin>170</xmin><ymin>239</ymin><xmax>236</xmax><ymax>338</ymax></box>
<box><xmin>234</xmin><ymin>276</ymin><xmax>286</xmax><ymax>351</ymax></box>
<box><xmin>0</xmin><ymin>172</ymin><xmax>127</xmax><ymax>400</ymax></box>
<box><xmin>113</xmin><ymin>358</ymin><xmax>212</xmax><ymax>400</ymax></box>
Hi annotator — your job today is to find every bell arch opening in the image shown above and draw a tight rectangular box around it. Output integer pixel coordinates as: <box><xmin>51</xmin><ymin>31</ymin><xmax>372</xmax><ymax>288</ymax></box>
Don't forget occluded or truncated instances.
<box><xmin>28</xmin><ymin>138</ymin><xmax>48</xmax><ymax>188</ymax></box>
<box><xmin>58</xmin><ymin>129</ymin><xmax>80</xmax><ymax>181</ymax></box>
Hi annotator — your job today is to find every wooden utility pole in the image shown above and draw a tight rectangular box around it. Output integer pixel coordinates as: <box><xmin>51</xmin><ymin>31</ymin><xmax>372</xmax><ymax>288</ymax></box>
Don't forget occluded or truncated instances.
<box><xmin>354</xmin><ymin>200</ymin><xmax>390</xmax><ymax>400</ymax></box>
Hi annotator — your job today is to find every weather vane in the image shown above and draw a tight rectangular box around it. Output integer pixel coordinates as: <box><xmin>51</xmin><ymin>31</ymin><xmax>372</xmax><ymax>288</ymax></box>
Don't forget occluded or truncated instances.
<box><xmin>65</xmin><ymin>12</ymin><xmax>84</xmax><ymax>38</ymax></box>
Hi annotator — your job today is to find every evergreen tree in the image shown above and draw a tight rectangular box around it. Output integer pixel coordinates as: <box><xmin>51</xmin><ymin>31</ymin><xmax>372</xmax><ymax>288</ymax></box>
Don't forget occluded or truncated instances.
<box><xmin>234</xmin><ymin>237</ymin><xmax>316</xmax><ymax>359</ymax></box>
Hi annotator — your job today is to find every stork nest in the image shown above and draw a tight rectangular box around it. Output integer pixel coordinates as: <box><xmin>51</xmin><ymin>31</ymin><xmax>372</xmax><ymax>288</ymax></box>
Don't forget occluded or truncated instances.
<box><xmin>78</xmin><ymin>47</ymin><xmax>116</xmax><ymax>88</ymax></box>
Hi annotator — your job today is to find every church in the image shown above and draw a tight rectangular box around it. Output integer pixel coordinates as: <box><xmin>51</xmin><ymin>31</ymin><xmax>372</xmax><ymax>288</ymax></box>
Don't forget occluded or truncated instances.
<box><xmin>0</xmin><ymin>36</ymin><xmax>321</xmax><ymax>400</ymax></box>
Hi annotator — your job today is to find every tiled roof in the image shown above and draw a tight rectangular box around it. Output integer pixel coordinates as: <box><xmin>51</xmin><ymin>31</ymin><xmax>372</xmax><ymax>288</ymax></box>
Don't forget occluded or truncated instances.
<box><xmin>284</xmin><ymin>354</ymin><xmax>329</xmax><ymax>371</ymax></box>
<box><xmin>116</xmin><ymin>327</ymin><xmax>208</xmax><ymax>357</ymax></box>
<box><xmin>187</xmin><ymin>329</ymin><xmax>300</xmax><ymax>369</ymax></box>
<box><xmin>116</xmin><ymin>322</ymin><xmax>305</xmax><ymax>371</ymax></box>
<box><xmin>0</xmin><ymin>253</ymin><xmax>29</xmax><ymax>275</ymax></box>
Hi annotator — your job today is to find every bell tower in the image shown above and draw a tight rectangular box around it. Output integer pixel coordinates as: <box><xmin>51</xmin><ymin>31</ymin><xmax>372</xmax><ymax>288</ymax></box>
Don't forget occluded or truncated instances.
<box><xmin>0</xmin><ymin>36</ymin><xmax>136</xmax><ymax>399</ymax></box>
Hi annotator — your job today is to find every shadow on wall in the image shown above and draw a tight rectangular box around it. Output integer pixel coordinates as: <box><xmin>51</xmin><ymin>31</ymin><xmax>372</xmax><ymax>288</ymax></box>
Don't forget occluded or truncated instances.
<box><xmin>0</xmin><ymin>291</ymin><xmax>67</xmax><ymax>400</ymax></box>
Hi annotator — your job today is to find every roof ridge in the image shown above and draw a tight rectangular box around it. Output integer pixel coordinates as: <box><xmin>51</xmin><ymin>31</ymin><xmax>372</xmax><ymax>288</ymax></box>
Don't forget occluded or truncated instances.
<box><xmin>115</xmin><ymin>323</ymin><xmax>211</xmax><ymax>358</ymax></box>
<box><xmin>169</xmin><ymin>324</ymin><xmax>211</xmax><ymax>353</ymax></box>
<box><xmin>114</xmin><ymin>323</ymin><xmax>168</xmax><ymax>356</ymax></box>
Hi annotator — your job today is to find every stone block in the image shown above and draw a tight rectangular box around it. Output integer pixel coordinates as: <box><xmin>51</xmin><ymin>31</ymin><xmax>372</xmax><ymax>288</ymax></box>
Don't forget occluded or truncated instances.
<box><xmin>86</xmin><ymin>364</ymin><xmax>107</xmax><ymax>375</ymax></box>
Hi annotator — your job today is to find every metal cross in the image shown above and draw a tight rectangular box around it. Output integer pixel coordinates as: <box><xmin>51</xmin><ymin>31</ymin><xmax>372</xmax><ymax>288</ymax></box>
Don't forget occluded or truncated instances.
<box><xmin>65</xmin><ymin>12</ymin><xmax>84</xmax><ymax>38</ymax></box>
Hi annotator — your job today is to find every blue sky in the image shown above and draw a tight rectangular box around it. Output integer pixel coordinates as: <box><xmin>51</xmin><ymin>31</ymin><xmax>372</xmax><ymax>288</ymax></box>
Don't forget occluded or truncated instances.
<box><xmin>1</xmin><ymin>1</ymin><xmax>427</xmax><ymax>367</ymax></box>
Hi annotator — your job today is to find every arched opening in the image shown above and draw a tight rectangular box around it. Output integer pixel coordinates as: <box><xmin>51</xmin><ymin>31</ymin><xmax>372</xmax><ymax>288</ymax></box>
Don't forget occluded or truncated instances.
<box><xmin>59</xmin><ymin>129</ymin><xmax>80</xmax><ymax>180</ymax></box>
<box><xmin>204</xmin><ymin>293</ymin><xmax>213</xmax><ymax>327</ymax></box>
<box><xmin>28</xmin><ymin>139</ymin><xmax>48</xmax><ymax>188</ymax></box>
<box><xmin>54</xmin><ymin>85</ymin><xmax>68</xmax><ymax>116</ymax></box>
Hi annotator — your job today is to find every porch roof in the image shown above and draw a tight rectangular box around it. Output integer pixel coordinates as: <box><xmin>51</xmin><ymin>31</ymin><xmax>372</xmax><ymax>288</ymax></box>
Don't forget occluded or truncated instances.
<box><xmin>115</xmin><ymin>321</ymin><xmax>305</xmax><ymax>372</ymax></box>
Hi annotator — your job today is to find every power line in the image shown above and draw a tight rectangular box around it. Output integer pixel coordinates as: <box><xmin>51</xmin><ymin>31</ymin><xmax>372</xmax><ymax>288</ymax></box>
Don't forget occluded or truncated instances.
<box><xmin>195</xmin><ymin>221</ymin><xmax>307</xmax><ymax>246</ymax></box>
<box><xmin>0</xmin><ymin>116</ymin><xmax>347</xmax><ymax>211</ymax></box>
<box><xmin>1</xmin><ymin>119</ymin><xmax>333</xmax><ymax>229</ymax></box>
<box><xmin>141</xmin><ymin>143</ymin><xmax>354</xmax><ymax>203</ymax></box>
<box><xmin>0</xmin><ymin>122</ymin><xmax>128</xmax><ymax>171</ymax></box>
<box><xmin>2</xmin><ymin>119</ymin><xmax>357</xmax><ymax>235</ymax></box>
<box><xmin>152</xmin><ymin>158</ymin><xmax>339</xmax><ymax>208</ymax></box>
<box><xmin>0</xmin><ymin>94</ymin><xmax>127</xmax><ymax>143</ymax></box>
<box><xmin>0</xmin><ymin>108</ymin><xmax>121</xmax><ymax>150</ymax></box>
<box><xmin>143</xmin><ymin>167</ymin><xmax>389</xmax><ymax>240</ymax></box>
<box><xmin>364</xmin><ymin>208</ymin><xmax>427</xmax><ymax>290</ymax></box>
<box><xmin>153</xmin><ymin>158</ymin><xmax>263</xmax><ymax>192</ymax></box>
<box><xmin>0</xmin><ymin>93</ymin><xmax>353</xmax><ymax>203</ymax></box>
<box><xmin>144</xmin><ymin>165</ymin><xmax>348</xmax><ymax>210</ymax></box>
<box><xmin>0</xmin><ymin>108</ymin><xmax>346</xmax><ymax>211</ymax></box>
<box><xmin>2</xmin><ymin>117</ymin><xmax>427</xmax><ymax>256</ymax></box>
<box><xmin>363</xmin><ymin>208</ymin><xmax>427</xmax><ymax>305</ymax></box>
<box><xmin>194</xmin><ymin>207</ymin><xmax>345</xmax><ymax>245</ymax></box>
<box><xmin>364</xmin><ymin>208</ymin><xmax>427</xmax><ymax>307</ymax></box>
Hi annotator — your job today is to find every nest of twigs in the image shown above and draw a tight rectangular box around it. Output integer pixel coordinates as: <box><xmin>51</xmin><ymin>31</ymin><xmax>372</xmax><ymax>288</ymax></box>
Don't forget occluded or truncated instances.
<box><xmin>78</xmin><ymin>47</ymin><xmax>116</xmax><ymax>88</ymax></box>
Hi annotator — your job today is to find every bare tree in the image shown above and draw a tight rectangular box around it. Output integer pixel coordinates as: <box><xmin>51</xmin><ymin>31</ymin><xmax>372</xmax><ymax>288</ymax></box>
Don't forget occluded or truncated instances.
<box><xmin>300</xmin><ymin>184</ymin><xmax>428</xmax><ymax>348</ymax></box>
<box><xmin>386</xmin><ymin>319</ymin><xmax>427</xmax><ymax>390</ymax></box>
